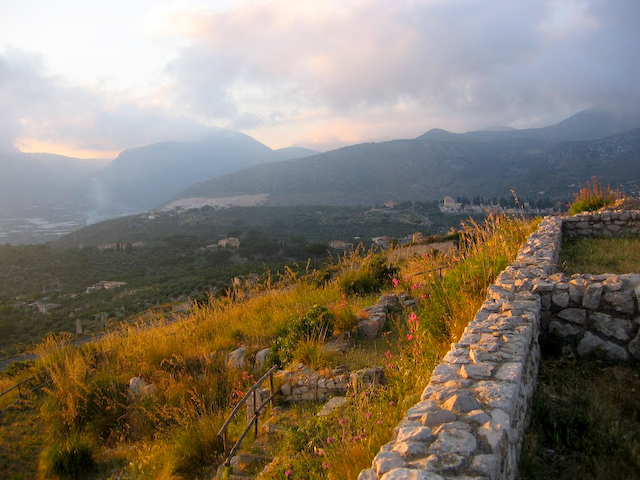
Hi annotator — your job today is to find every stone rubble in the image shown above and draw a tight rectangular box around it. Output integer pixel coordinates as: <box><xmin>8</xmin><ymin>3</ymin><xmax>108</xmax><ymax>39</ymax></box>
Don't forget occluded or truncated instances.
<box><xmin>359</xmin><ymin>210</ymin><xmax>640</xmax><ymax>480</ymax></box>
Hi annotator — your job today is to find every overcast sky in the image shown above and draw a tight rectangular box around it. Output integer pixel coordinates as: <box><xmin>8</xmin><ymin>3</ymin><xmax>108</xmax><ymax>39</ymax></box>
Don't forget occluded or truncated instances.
<box><xmin>0</xmin><ymin>0</ymin><xmax>638</xmax><ymax>159</ymax></box>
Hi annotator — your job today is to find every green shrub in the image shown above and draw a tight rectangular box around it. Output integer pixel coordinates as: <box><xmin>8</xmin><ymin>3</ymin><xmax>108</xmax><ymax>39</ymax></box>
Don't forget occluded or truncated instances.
<box><xmin>267</xmin><ymin>305</ymin><xmax>335</xmax><ymax>367</ymax></box>
<box><xmin>161</xmin><ymin>415</ymin><xmax>225</xmax><ymax>477</ymax></box>
<box><xmin>291</xmin><ymin>339</ymin><xmax>337</xmax><ymax>370</ymax></box>
<box><xmin>568</xmin><ymin>177</ymin><xmax>618</xmax><ymax>214</ymax></box>
<box><xmin>39</xmin><ymin>432</ymin><xmax>95</xmax><ymax>480</ymax></box>
<box><xmin>83</xmin><ymin>374</ymin><xmax>129</xmax><ymax>441</ymax></box>
<box><xmin>338</xmin><ymin>254</ymin><xmax>397</xmax><ymax>296</ymax></box>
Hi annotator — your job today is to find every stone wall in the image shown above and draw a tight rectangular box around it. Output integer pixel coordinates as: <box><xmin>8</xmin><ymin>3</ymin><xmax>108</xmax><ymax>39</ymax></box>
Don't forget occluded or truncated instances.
<box><xmin>541</xmin><ymin>272</ymin><xmax>640</xmax><ymax>361</ymax></box>
<box><xmin>276</xmin><ymin>365</ymin><xmax>384</xmax><ymax>403</ymax></box>
<box><xmin>359</xmin><ymin>210</ymin><xmax>640</xmax><ymax>480</ymax></box>
<box><xmin>563</xmin><ymin>210</ymin><xmax>640</xmax><ymax>238</ymax></box>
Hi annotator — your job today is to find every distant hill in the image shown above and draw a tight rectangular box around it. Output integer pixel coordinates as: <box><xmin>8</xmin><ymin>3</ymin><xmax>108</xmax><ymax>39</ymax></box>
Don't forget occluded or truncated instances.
<box><xmin>0</xmin><ymin>149</ymin><xmax>107</xmax><ymax>216</ymax></box>
<box><xmin>170</xmin><ymin>108</ymin><xmax>640</xmax><ymax>206</ymax></box>
<box><xmin>89</xmin><ymin>130</ymin><xmax>319</xmax><ymax>216</ymax></box>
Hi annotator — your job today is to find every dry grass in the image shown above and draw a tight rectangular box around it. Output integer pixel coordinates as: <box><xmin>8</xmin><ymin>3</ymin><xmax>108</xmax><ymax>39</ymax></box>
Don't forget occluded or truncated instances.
<box><xmin>2</xmin><ymin>213</ymin><xmax>538</xmax><ymax>479</ymax></box>
<box><xmin>560</xmin><ymin>236</ymin><xmax>640</xmax><ymax>274</ymax></box>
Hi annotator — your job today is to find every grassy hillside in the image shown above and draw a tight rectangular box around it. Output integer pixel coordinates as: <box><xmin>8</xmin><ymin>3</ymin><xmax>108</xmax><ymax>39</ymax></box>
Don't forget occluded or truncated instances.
<box><xmin>0</xmin><ymin>213</ymin><xmax>537</xmax><ymax>479</ymax></box>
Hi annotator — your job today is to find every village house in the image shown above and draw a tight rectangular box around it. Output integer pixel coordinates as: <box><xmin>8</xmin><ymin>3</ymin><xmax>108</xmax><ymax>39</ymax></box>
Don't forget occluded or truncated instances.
<box><xmin>372</xmin><ymin>236</ymin><xmax>395</xmax><ymax>247</ymax></box>
<box><xmin>218</xmin><ymin>237</ymin><xmax>240</xmax><ymax>248</ymax></box>
<box><xmin>439</xmin><ymin>196</ymin><xmax>462</xmax><ymax>213</ymax></box>
<box><xmin>86</xmin><ymin>280</ymin><xmax>127</xmax><ymax>293</ymax></box>
<box><xmin>328</xmin><ymin>240</ymin><xmax>350</xmax><ymax>250</ymax></box>
<box><xmin>30</xmin><ymin>301</ymin><xmax>61</xmax><ymax>314</ymax></box>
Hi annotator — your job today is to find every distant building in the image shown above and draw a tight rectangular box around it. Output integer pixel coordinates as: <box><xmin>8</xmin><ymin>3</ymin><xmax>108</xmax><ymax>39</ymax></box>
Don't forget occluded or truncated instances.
<box><xmin>86</xmin><ymin>280</ymin><xmax>126</xmax><ymax>293</ymax></box>
<box><xmin>372</xmin><ymin>236</ymin><xmax>395</xmax><ymax>247</ymax></box>
<box><xmin>329</xmin><ymin>240</ymin><xmax>349</xmax><ymax>250</ymax></box>
<box><xmin>218</xmin><ymin>237</ymin><xmax>240</xmax><ymax>248</ymax></box>
<box><xmin>439</xmin><ymin>196</ymin><xmax>462</xmax><ymax>213</ymax></box>
<box><xmin>30</xmin><ymin>301</ymin><xmax>61</xmax><ymax>314</ymax></box>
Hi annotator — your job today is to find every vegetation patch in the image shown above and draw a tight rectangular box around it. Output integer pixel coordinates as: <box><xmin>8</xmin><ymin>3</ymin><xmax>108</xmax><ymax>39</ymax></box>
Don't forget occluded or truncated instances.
<box><xmin>518</xmin><ymin>356</ymin><xmax>640</xmax><ymax>480</ymax></box>
<box><xmin>567</xmin><ymin>177</ymin><xmax>618</xmax><ymax>215</ymax></box>
<box><xmin>0</xmin><ymin>213</ymin><xmax>537</xmax><ymax>479</ymax></box>
<box><xmin>560</xmin><ymin>236</ymin><xmax>640</xmax><ymax>274</ymax></box>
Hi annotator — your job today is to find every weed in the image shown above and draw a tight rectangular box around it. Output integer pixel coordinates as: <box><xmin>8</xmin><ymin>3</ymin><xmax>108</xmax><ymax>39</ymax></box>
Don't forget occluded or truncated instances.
<box><xmin>568</xmin><ymin>176</ymin><xmax>618</xmax><ymax>214</ymax></box>
<box><xmin>38</xmin><ymin>431</ymin><xmax>95</xmax><ymax>480</ymax></box>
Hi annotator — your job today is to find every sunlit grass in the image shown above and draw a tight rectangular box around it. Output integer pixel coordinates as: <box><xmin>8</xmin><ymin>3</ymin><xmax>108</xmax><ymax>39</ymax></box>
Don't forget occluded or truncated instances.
<box><xmin>560</xmin><ymin>236</ymin><xmax>640</xmax><ymax>274</ymax></box>
<box><xmin>5</xmin><ymin>214</ymin><xmax>538</xmax><ymax>479</ymax></box>
<box><xmin>518</xmin><ymin>357</ymin><xmax>640</xmax><ymax>480</ymax></box>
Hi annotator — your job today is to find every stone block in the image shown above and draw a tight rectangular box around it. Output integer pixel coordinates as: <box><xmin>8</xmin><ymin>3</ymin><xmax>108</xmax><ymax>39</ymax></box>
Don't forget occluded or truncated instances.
<box><xmin>421</xmin><ymin>409</ymin><xmax>457</xmax><ymax>427</ymax></box>
<box><xmin>392</xmin><ymin>441</ymin><xmax>430</xmax><ymax>458</ymax></box>
<box><xmin>411</xmin><ymin>453</ymin><xmax>464</xmax><ymax>472</ymax></box>
<box><xmin>380</xmin><ymin>468</ymin><xmax>443</xmax><ymax>480</ymax></box>
<box><xmin>557</xmin><ymin>308</ymin><xmax>587</xmax><ymax>325</ymax></box>
<box><xmin>629</xmin><ymin>332</ymin><xmax>640</xmax><ymax>360</ymax></box>
<box><xmin>583</xmin><ymin>283</ymin><xmax>603</xmax><ymax>309</ymax></box>
<box><xmin>549</xmin><ymin>319</ymin><xmax>582</xmax><ymax>338</ymax></box>
<box><xmin>373</xmin><ymin>451</ymin><xmax>406</xmax><ymax>477</ymax></box>
<box><xmin>589</xmin><ymin>312</ymin><xmax>635</xmax><ymax>341</ymax></box>
<box><xmin>577</xmin><ymin>331</ymin><xmax>629</xmax><ymax>361</ymax></box>
<box><xmin>551</xmin><ymin>289</ymin><xmax>570</xmax><ymax>308</ymax></box>
<box><xmin>443</xmin><ymin>394</ymin><xmax>482</xmax><ymax>414</ymax></box>
<box><xmin>429</xmin><ymin>424</ymin><xmax>477</xmax><ymax>456</ymax></box>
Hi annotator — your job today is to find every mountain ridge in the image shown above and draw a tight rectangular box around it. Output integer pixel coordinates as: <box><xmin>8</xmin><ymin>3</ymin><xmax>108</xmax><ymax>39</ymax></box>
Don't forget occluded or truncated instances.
<box><xmin>168</xmin><ymin>108</ymin><xmax>640</xmax><ymax>207</ymax></box>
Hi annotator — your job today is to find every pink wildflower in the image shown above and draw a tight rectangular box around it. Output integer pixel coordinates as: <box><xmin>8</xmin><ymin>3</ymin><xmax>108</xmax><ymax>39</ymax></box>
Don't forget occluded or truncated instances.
<box><xmin>365</xmin><ymin>412</ymin><xmax>372</xmax><ymax>419</ymax></box>
<box><xmin>392</xmin><ymin>278</ymin><xmax>399</xmax><ymax>287</ymax></box>
<box><xmin>322</xmin><ymin>462</ymin><xmax>331</xmax><ymax>469</ymax></box>
<box><xmin>406</xmin><ymin>333</ymin><xmax>413</xmax><ymax>341</ymax></box>
<box><xmin>389</xmin><ymin>400</ymin><xmax>396</xmax><ymax>406</ymax></box>
<box><xmin>285</xmin><ymin>469</ymin><xmax>292</xmax><ymax>477</ymax></box>
<box><xmin>326</xmin><ymin>436</ymin><xmax>334</xmax><ymax>443</ymax></box>
<box><xmin>339</xmin><ymin>417</ymin><xmax>347</xmax><ymax>425</ymax></box>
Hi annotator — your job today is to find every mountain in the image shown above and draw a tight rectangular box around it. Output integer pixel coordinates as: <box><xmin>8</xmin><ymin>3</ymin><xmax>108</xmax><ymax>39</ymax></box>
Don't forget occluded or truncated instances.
<box><xmin>273</xmin><ymin>146</ymin><xmax>320</xmax><ymax>161</ymax></box>
<box><xmin>0</xmin><ymin>149</ymin><xmax>107</xmax><ymax>216</ymax></box>
<box><xmin>169</xmin><ymin>108</ymin><xmax>640</xmax><ymax>207</ymax></box>
<box><xmin>88</xmin><ymin>131</ymin><xmax>322</xmax><ymax>216</ymax></box>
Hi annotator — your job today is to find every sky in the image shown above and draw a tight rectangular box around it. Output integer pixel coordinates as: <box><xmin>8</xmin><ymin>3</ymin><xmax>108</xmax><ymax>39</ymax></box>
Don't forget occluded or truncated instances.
<box><xmin>0</xmin><ymin>0</ymin><xmax>638</xmax><ymax>159</ymax></box>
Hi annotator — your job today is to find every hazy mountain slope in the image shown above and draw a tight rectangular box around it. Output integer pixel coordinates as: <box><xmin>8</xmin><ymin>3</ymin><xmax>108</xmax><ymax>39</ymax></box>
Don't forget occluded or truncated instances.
<box><xmin>172</xmin><ymin>108</ymin><xmax>640</xmax><ymax>206</ymax></box>
<box><xmin>273</xmin><ymin>146</ymin><xmax>320</xmax><ymax>161</ymax></box>
<box><xmin>517</xmin><ymin>128</ymin><xmax>640</xmax><ymax>196</ymax></box>
<box><xmin>0</xmin><ymin>149</ymin><xmax>107</xmax><ymax>215</ymax></box>
<box><xmin>89</xmin><ymin>129</ymin><xmax>280</xmax><ymax>215</ymax></box>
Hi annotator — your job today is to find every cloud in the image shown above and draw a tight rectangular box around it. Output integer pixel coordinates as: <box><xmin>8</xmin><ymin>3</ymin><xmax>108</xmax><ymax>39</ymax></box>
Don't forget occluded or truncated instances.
<box><xmin>2</xmin><ymin>0</ymin><xmax>639</xmax><ymax>155</ymax></box>
<box><xmin>165</xmin><ymin>0</ymin><xmax>640</xmax><ymax>138</ymax></box>
<box><xmin>0</xmin><ymin>48</ymin><xmax>214</xmax><ymax>157</ymax></box>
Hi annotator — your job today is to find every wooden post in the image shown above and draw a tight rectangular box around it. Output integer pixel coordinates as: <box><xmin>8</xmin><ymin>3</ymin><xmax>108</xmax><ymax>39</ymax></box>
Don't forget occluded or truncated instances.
<box><xmin>269</xmin><ymin>372</ymin><xmax>275</xmax><ymax>408</ymax></box>
<box><xmin>253</xmin><ymin>389</ymin><xmax>258</xmax><ymax>437</ymax></box>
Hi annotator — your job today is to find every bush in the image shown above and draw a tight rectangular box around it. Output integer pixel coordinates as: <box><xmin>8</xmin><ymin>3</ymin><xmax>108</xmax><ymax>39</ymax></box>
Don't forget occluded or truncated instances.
<box><xmin>568</xmin><ymin>177</ymin><xmax>618</xmax><ymax>214</ymax></box>
<box><xmin>338</xmin><ymin>254</ymin><xmax>397</xmax><ymax>296</ymax></box>
<box><xmin>83</xmin><ymin>374</ymin><xmax>129</xmax><ymax>441</ymax></box>
<box><xmin>161</xmin><ymin>415</ymin><xmax>225</xmax><ymax>477</ymax></box>
<box><xmin>39</xmin><ymin>432</ymin><xmax>95</xmax><ymax>480</ymax></box>
<box><xmin>267</xmin><ymin>305</ymin><xmax>335</xmax><ymax>367</ymax></box>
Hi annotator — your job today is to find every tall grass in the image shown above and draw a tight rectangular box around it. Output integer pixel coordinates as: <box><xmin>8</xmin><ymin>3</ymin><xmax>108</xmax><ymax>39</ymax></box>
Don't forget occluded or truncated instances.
<box><xmin>27</xmin><ymin>214</ymin><xmax>536</xmax><ymax>479</ymax></box>
<box><xmin>259</xmin><ymin>214</ymin><xmax>538</xmax><ymax>479</ymax></box>
<box><xmin>568</xmin><ymin>176</ymin><xmax>618</xmax><ymax>214</ymax></box>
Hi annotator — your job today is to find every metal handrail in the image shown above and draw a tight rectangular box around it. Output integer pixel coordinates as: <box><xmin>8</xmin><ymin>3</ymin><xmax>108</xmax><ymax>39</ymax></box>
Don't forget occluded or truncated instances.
<box><xmin>0</xmin><ymin>371</ymin><xmax>51</xmax><ymax>414</ymax></box>
<box><xmin>217</xmin><ymin>364</ymin><xmax>278</xmax><ymax>466</ymax></box>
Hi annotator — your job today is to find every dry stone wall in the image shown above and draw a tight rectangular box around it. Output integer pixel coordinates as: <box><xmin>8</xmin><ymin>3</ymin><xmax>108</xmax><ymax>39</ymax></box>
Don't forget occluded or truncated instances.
<box><xmin>563</xmin><ymin>210</ymin><xmax>640</xmax><ymax>238</ymax></box>
<box><xmin>359</xmin><ymin>210</ymin><xmax>640</xmax><ymax>480</ymax></box>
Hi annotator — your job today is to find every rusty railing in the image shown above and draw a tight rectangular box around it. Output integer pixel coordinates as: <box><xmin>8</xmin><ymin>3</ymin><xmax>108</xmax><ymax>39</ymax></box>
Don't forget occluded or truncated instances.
<box><xmin>217</xmin><ymin>364</ymin><xmax>278</xmax><ymax>465</ymax></box>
